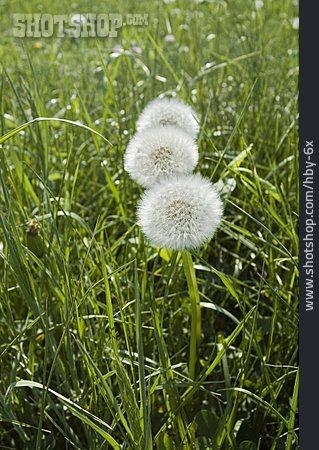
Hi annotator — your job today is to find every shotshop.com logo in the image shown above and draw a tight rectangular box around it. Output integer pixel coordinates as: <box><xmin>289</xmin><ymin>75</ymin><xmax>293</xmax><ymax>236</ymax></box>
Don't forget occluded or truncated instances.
<box><xmin>12</xmin><ymin>13</ymin><xmax>149</xmax><ymax>38</ymax></box>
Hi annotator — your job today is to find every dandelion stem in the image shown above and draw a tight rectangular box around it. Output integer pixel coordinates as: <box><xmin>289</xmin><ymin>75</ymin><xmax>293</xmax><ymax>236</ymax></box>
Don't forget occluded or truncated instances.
<box><xmin>182</xmin><ymin>251</ymin><xmax>201</xmax><ymax>380</ymax></box>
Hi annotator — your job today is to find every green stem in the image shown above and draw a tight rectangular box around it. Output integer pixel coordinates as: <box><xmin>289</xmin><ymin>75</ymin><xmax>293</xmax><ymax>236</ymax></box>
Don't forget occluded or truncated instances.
<box><xmin>182</xmin><ymin>251</ymin><xmax>201</xmax><ymax>380</ymax></box>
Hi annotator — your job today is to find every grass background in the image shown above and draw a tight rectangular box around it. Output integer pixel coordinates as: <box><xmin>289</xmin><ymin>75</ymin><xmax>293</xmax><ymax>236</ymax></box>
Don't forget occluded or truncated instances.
<box><xmin>0</xmin><ymin>0</ymin><xmax>298</xmax><ymax>448</ymax></box>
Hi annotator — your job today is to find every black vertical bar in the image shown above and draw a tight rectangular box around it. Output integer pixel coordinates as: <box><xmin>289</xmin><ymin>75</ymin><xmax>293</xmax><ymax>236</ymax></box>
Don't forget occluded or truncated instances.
<box><xmin>299</xmin><ymin>1</ymin><xmax>319</xmax><ymax>448</ymax></box>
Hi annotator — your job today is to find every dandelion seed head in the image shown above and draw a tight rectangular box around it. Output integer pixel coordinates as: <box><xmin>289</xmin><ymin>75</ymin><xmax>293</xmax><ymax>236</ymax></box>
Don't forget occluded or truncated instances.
<box><xmin>138</xmin><ymin>174</ymin><xmax>223</xmax><ymax>250</ymax></box>
<box><xmin>124</xmin><ymin>126</ymin><xmax>198</xmax><ymax>187</ymax></box>
<box><xmin>137</xmin><ymin>98</ymin><xmax>199</xmax><ymax>138</ymax></box>
<box><xmin>292</xmin><ymin>17</ymin><xmax>299</xmax><ymax>30</ymax></box>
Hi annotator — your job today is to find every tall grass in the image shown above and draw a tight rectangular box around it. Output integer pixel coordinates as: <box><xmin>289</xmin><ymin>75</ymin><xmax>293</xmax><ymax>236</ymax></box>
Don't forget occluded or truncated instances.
<box><xmin>0</xmin><ymin>0</ymin><xmax>298</xmax><ymax>448</ymax></box>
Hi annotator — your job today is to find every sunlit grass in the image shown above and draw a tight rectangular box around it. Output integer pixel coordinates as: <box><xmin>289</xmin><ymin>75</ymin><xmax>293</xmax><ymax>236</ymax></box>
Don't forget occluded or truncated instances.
<box><xmin>0</xmin><ymin>0</ymin><xmax>298</xmax><ymax>448</ymax></box>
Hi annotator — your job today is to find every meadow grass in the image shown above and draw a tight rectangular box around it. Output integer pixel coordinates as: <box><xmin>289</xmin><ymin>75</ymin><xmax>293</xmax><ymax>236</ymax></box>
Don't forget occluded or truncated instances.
<box><xmin>0</xmin><ymin>0</ymin><xmax>298</xmax><ymax>448</ymax></box>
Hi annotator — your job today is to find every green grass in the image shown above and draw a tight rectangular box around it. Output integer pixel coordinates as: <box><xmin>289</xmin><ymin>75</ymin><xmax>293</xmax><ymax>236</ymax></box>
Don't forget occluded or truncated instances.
<box><xmin>0</xmin><ymin>0</ymin><xmax>298</xmax><ymax>448</ymax></box>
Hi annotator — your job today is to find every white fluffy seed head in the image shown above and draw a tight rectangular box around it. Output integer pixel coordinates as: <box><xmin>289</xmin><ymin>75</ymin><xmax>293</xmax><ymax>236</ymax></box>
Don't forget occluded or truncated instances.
<box><xmin>136</xmin><ymin>98</ymin><xmax>200</xmax><ymax>139</ymax></box>
<box><xmin>124</xmin><ymin>126</ymin><xmax>198</xmax><ymax>188</ymax></box>
<box><xmin>138</xmin><ymin>174</ymin><xmax>223</xmax><ymax>250</ymax></box>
